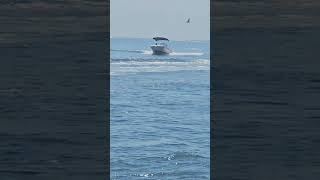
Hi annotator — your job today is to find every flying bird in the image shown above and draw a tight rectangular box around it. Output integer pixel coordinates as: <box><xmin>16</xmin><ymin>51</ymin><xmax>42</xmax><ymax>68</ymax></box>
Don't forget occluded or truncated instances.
<box><xmin>186</xmin><ymin>18</ymin><xmax>190</xmax><ymax>23</ymax></box>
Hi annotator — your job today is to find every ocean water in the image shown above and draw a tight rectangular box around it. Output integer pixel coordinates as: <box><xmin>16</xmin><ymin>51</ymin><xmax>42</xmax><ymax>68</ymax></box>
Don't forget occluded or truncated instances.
<box><xmin>110</xmin><ymin>37</ymin><xmax>210</xmax><ymax>179</ymax></box>
<box><xmin>213</xmin><ymin>27</ymin><xmax>320</xmax><ymax>179</ymax></box>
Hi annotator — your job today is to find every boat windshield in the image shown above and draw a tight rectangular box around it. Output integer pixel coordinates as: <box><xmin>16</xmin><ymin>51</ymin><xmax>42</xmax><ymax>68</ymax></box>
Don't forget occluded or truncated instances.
<box><xmin>154</xmin><ymin>42</ymin><xmax>168</xmax><ymax>46</ymax></box>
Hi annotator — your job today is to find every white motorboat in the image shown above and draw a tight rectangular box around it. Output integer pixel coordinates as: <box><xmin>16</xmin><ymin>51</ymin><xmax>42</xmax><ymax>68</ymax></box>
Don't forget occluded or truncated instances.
<box><xmin>150</xmin><ymin>37</ymin><xmax>172</xmax><ymax>55</ymax></box>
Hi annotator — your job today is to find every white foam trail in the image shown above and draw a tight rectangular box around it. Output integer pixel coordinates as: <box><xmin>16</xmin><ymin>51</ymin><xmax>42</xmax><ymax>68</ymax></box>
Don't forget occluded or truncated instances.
<box><xmin>143</xmin><ymin>50</ymin><xmax>203</xmax><ymax>56</ymax></box>
<box><xmin>111</xmin><ymin>49</ymin><xmax>144</xmax><ymax>53</ymax></box>
<box><xmin>111</xmin><ymin>49</ymin><xmax>203</xmax><ymax>56</ymax></box>
<box><xmin>142</xmin><ymin>50</ymin><xmax>153</xmax><ymax>55</ymax></box>
<box><xmin>170</xmin><ymin>52</ymin><xmax>203</xmax><ymax>56</ymax></box>
<box><xmin>113</xmin><ymin>49</ymin><xmax>204</xmax><ymax>56</ymax></box>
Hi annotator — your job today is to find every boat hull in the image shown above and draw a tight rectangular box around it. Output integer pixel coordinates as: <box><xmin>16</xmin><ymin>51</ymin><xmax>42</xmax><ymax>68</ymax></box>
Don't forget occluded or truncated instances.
<box><xmin>150</xmin><ymin>45</ymin><xmax>172</xmax><ymax>55</ymax></box>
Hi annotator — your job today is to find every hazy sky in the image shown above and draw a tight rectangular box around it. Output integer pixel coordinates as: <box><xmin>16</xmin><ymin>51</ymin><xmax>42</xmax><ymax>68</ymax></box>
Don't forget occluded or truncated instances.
<box><xmin>111</xmin><ymin>0</ymin><xmax>210</xmax><ymax>41</ymax></box>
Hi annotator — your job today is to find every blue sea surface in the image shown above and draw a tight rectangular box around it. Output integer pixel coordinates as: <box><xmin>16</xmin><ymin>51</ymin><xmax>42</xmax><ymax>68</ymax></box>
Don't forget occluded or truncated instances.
<box><xmin>110</xmin><ymin>37</ymin><xmax>210</xmax><ymax>179</ymax></box>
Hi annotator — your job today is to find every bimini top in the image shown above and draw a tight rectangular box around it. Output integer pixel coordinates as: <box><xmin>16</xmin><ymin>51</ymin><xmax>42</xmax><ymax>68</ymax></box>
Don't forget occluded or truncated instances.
<box><xmin>153</xmin><ymin>37</ymin><xmax>169</xmax><ymax>41</ymax></box>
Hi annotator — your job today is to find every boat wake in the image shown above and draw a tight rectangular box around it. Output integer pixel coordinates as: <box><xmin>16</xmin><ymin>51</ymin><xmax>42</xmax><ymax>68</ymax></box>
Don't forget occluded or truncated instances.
<box><xmin>110</xmin><ymin>59</ymin><xmax>209</xmax><ymax>76</ymax></box>
<box><xmin>111</xmin><ymin>46</ymin><xmax>208</xmax><ymax>75</ymax></box>
<box><xmin>170</xmin><ymin>52</ymin><xmax>204</xmax><ymax>56</ymax></box>
<box><xmin>111</xmin><ymin>49</ymin><xmax>145</xmax><ymax>53</ymax></box>
<box><xmin>111</xmin><ymin>49</ymin><xmax>204</xmax><ymax>56</ymax></box>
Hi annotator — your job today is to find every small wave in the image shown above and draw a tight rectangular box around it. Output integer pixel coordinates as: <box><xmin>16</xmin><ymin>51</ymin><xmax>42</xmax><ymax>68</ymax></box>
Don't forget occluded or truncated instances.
<box><xmin>131</xmin><ymin>173</ymin><xmax>154</xmax><ymax>177</ymax></box>
<box><xmin>165</xmin><ymin>151</ymin><xmax>206</xmax><ymax>161</ymax></box>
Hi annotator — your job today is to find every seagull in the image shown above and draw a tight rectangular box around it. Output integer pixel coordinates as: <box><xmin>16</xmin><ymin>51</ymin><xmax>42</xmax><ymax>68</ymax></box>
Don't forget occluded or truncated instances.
<box><xmin>186</xmin><ymin>18</ymin><xmax>190</xmax><ymax>23</ymax></box>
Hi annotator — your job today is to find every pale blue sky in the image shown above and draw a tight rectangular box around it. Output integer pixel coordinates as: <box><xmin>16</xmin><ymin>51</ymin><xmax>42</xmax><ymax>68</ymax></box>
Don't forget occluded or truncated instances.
<box><xmin>110</xmin><ymin>0</ymin><xmax>210</xmax><ymax>41</ymax></box>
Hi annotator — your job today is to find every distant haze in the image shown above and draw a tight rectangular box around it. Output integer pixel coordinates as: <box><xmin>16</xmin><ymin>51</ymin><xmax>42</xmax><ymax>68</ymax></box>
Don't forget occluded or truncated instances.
<box><xmin>111</xmin><ymin>0</ymin><xmax>210</xmax><ymax>41</ymax></box>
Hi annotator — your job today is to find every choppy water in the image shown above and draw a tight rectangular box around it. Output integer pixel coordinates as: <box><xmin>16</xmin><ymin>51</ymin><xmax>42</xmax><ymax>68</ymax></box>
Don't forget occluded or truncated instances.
<box><xmin>110</xmin><ymin>37</ymin><xmax>210</xmax><ymax>179</ymax></box>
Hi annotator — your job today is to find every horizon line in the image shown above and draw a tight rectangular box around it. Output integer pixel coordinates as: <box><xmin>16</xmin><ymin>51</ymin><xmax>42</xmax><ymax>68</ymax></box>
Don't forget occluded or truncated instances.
<box><xmin>110</xmin><ymin>35</ymin><xmax>210</xmax><ymax>42</ymax></box>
